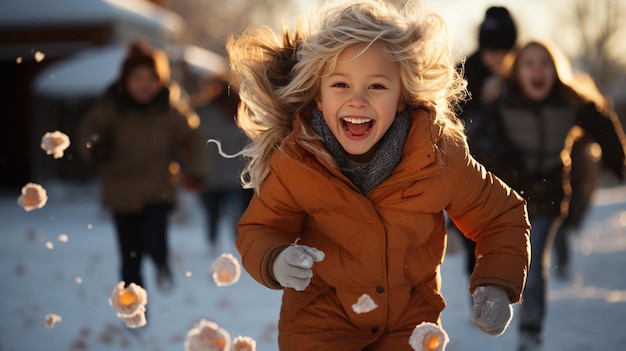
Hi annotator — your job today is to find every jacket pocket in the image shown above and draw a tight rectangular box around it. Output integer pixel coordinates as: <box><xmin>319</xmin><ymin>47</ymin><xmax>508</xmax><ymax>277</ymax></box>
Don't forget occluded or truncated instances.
<box><xmin>415</xmin><ymin>282</ymin><xmax>446</xmax><ymax>312</ymax></box>
<box><xmin>404</xmin><ymin>277</ymin><xmax>446</xmax><ymax>325</ymax></box>
<box><xmin>281</xmin><ymin>287</ymin><xmax>325</xmax><ymax>323</ymax></box>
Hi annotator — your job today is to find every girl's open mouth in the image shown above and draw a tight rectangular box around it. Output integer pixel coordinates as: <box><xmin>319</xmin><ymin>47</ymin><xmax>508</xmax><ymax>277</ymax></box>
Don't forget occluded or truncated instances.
<box><xmin>531</xmin><ymin>79</ymin><xmax>545</xmax><ymax>90</ymax></box>
<box><xmin>342</xmin><ymin>117</ymin><xmax>373</xmax><ymax>137</ymax></box>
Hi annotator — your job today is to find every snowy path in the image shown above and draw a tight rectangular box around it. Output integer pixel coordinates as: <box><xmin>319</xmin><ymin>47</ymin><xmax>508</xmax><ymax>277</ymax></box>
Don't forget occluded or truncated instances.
<box><xmin>441</xmin><ymin>185</ymin><xmax>626</xmax><ymax>350</ymax></box>
<box><xmin>0</xmin><ymin>184</ymin><xmax>624</xmax><ymax>350</ymax></box>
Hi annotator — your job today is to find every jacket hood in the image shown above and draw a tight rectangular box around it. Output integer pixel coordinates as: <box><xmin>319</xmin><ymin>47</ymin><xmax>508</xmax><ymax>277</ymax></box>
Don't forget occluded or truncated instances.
<box><xmin>106</xmin><ymin>81</ymin><xmax>170</xmax><ymax>114</ymax></box>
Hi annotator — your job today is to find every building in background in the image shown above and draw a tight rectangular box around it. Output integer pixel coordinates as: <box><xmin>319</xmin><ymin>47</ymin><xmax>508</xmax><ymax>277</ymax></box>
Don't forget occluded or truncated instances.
<box><xmin>0</xmin><ymin>0</ymin><xmax>226</xmax><ymax>189</ymax></box>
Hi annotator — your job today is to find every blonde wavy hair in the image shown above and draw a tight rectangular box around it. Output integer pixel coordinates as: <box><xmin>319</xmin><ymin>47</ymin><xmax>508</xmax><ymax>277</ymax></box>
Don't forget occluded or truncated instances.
<box><xmin>226</xmin><ymin>0</ymin><xmax>467</xmax><ymax>190</ymax></box>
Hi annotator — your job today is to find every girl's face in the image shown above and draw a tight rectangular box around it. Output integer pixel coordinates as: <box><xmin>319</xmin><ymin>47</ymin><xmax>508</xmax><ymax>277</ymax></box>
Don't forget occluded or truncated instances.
<box><xmin>516</xmin><ymin>45</ymin><xmax>556</xmax><ymax>101</ymax></box>
<box><xmin>125</xmin><ymin>66</ymin><xmax>161</xmax><ymax>104</ymax></box>
<box><xmin>316</xmin><ymin>44</ymin><xmax>404</xmax><ymax>157</ymax></box>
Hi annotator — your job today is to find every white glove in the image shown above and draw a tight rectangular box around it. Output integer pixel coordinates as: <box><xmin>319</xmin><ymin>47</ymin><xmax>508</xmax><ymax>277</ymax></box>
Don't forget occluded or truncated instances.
<box><xmin>272</xmin><ymin>244</ymin><xmax>325</xmax><ymax>291</ymax></box>
<box><xmin>471</xmin><ymin>285</ymin><xmax>513</xmax><ymax>336</ymax></box>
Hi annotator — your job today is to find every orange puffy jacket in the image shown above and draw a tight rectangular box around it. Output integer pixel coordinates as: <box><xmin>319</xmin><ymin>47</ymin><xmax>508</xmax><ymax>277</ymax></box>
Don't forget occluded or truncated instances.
<box><xmin>237</xmin><ymin>108</ymin><xmax>530</xmax><ymax>350</ymax></box>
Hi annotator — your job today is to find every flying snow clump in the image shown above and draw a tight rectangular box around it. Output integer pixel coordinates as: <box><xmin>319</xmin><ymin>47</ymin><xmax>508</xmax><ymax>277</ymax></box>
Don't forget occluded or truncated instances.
<box><xmin>211</xmin><ymin>253</ymin><xmax>241</xmax><ymax>287</ymax></box>
<box><xmin>351</xmin><ymin>293</ymin><xmax>378</xmax><ymax>314</ymax></box>
<box><xmin>40</xmin><ymin>131</ymin><xmax>70</xmax><ymax>159</ymax></box>
<box><xmin>408</xmin><ymin>322</ymin><xmax>449</xmax><ymax>351</ymax></box>
<box><xmin>34</xmin><ymin>50</ymin><xmax>46</xmax><ymax>62</ymax></box>
<box><xmin>17</xmin><ymin>182</ymin><xmax>48</xmax><ymax>211</ymax></box>
<box><xmin>184</xmin><ymin>319</ymin><xmax>231</xmax><ymax>351</ymax></box>
<box><xmin>108</xmin><ymin>281</ymin><xmax>148</xmax><ymax>329</ymax></box>
<box><xmin>44</xmin><ymin>314</ymin><xmax>62</xmax><ymax>328</ymax></box>
<box><xmin>231</xmin><ymin>335</ymin><xmax>256</xmax><ymax>351</ymax></box>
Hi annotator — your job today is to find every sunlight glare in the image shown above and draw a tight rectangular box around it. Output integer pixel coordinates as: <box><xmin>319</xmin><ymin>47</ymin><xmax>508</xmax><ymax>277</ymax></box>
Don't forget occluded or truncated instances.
<box><xmin>606</xmin><ymin>290</ymin><xmax>622</xmax><ymax>303</ymax></box>
<box><xmin>580</xmin><ymin>241</ymin><xmax>593</xmax><ymax>256</ymax></box>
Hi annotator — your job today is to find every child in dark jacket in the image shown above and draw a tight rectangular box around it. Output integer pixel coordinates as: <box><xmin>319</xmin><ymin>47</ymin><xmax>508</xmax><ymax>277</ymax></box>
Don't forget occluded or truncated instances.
<box><xmin>470</xmin><ymin>40</ymin><xmax>626</xmax><ymax>351</ymax></box>
<box><xmin>78</xmin><ymin>40</ymin><xmax>210</xmax><ymax>293</ymax></box>
<box><xmin>450</xmin><ymin>5</ymin><xmax>519</xmax><ymax>279</ymax></box>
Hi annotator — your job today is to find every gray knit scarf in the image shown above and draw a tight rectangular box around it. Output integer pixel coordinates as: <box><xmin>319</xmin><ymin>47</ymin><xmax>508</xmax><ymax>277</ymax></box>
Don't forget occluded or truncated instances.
<box><xmin>309</xmin><ymin>107</ymin><xmax>410</xmax><ymax>195</ymax></box>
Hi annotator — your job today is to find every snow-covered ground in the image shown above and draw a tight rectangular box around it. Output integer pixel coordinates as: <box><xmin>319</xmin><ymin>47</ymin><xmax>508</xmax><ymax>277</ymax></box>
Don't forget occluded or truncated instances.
<box><xmin>0</xmin><ymin>181</ymin><xmax>625</xmax><ymax>351</ymax></box>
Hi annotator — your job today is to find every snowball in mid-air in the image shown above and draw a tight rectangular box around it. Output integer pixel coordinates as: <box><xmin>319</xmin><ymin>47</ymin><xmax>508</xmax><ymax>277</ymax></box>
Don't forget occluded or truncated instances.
<box><xmin>351</xmin><ymin>294</ymin><xmax>378</xmax><ymax>314</ymax></box>
<box><xmin>44</xmin><ymin>314</ymin><xmax>62</xmax><ymax>328</ymax></box>
<box><xmin>408</xmin><ymin>322</ymin><xmax>449</xmax><ymax>351</ymax></box>
<box><xmin>41</xmin><ymin>131</ymin><xmax>70</xmax><ymax>159</ymax></box>
<box><xmin>211</xmin><ymin>253</ymin><xmax>241</xmax><ymax>287</ymax></box>
<box><xmin>184</xmin><ymin>319</ymin><xmax>231</xmax><ymax>351</ymax></box>
<box><xmin>108</xmin><ymin>281</ymin><xmax>148</xmax><ymax>328</ymax></box>
<box><xmin>109</xmin><ymin>281</ymin><xmax>147</xmax><ymax>315</ymax></box>
<box><xmin>17</xmin><ymin>182</ymin><xmax>48</xmax><ymax>211</ymax></box>
<box><xmin>118</xmin><ymin>310</ymin><xmax>147</xmax><ymax>329</ymax></box>
<box><xmin>34</xmin><ymin>51</ymin><xmax>46</xmax><ymax>62</ymax></box>
<box><xmin>231</xmin><ymin>335</ymin><xmax>256</xmax><ymax>351</ymax></box>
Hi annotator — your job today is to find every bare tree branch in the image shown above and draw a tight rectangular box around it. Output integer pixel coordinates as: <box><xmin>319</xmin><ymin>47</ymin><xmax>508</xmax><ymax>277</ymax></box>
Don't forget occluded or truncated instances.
<box><xmin>562</xmin><ymin>0</ymin><xmax>626</xmax><ymax>100</ymax></box>
<box><xmin>167</xmin><ymin>0</ymin><xmax>300</xmax><ymax>54</ymax></box>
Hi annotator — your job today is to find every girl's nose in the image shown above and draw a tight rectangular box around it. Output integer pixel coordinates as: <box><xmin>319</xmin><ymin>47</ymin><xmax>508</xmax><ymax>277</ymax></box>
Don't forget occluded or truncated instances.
<box><xmin>348</xmin><ymin>90</ymin><xmax>368</xmax><ymax>108</ymax></box>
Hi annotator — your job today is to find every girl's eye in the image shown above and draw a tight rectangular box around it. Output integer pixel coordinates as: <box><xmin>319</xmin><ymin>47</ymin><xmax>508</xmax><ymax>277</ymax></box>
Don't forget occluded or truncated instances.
<box><xmin>331</xmin><ymin>82</ymin><xmax>348</xmax><ymax>88</ymax></box>
<box><xmin>370</xmin><ymin>84</ymin><xmax>386</xmax><ymax>90</ymax></box>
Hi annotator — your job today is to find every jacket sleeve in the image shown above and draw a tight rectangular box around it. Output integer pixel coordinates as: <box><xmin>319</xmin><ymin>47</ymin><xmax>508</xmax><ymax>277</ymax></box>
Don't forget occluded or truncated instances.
<box><xmin>577</xmin><ymin>103</ymin><xmax>626</xmax><ymax>181</ymax></box>
<box><xmin>468</xmin><ymin>101</ymin><xmax>523</xmax><ymax>187</ymax></box>
<box><xmin>76</xmin><ymin>98</ymin><xmax>116</xmax><ymax>165</ymax></box>
<box><xmin>445</xmin><ymin>139</ymin><xmax>531</xmax><ymax>303</ymax></box>
<box><xmin>236</xmin><ymin>154</ymin><xmax>307</xmax><ymax>289</ymax></box>
<box><xmin>171</xmin><ymin>102</ymin><xmax>211</xmax><ymax>189</ymax></box>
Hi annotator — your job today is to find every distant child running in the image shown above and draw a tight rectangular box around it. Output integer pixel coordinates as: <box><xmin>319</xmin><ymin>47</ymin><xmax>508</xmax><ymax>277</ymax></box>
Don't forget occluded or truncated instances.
<box><xmin>227</xmin><ymin>1</ymin><xmax>531</xmax><ymax>349</ymax></box>
<box><xmin>469</xmin><ymin>40</ymin><xmax>626</xmax><ymax>351</ymax></box>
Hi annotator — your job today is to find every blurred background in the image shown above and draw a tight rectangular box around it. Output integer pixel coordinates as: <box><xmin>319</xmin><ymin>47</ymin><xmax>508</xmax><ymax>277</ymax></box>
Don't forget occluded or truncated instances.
<box><xmin>1</xmin><ymin>0</ymin><xmax>625</xmax><ymax>191</ymax></box>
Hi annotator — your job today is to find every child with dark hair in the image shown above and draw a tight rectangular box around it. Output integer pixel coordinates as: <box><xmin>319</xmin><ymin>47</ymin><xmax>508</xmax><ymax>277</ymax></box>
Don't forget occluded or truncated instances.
<box><xmin>449</xmin><ymin>6</ymin><xmax>519</xmax><ymax>280</ymax></box>
<box><xmin>191</xmin><ymin>75</ymin><xmax>253</xmax><ymax>254</ymax></box>
<box><xmin>78</xmin><ymin>40</ymin><xmax>210</xmax><ymax>293</ymax></box>
<box><xmin>471</xmin><ymin>40</ymin><xmax>626</xmax><ymax>351</ymax></box>
<box><xmin>461</xmin><ymin>6</ymin><xmax>518</xmax><ymax>131</ymax></box>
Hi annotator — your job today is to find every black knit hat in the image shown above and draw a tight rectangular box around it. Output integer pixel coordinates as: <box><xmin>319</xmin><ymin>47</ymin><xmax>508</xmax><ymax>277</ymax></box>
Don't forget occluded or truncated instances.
<box><xmin>120</xmin><ymin>40</ymin><xmax>170</xmax><ymax>87</ymax></box>
<box><xmin>479</xmin><ymin>6</ymin><xmax>517</xmax><ymax>51</ymax></box>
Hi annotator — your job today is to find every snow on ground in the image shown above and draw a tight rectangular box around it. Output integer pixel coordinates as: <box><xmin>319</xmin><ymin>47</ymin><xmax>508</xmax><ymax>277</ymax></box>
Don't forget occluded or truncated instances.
<box><xmin>0</xmin><ymin>182</ymin><xmax>625</xmax><ymax>351</ymax></box>
<box><xmin>440</xmin><ymin>183</ymin><xmax>626</xmax><ymax>351</ymax></box>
